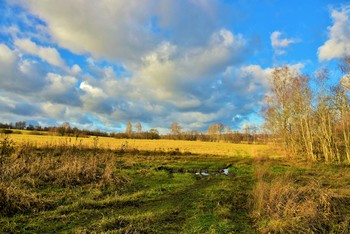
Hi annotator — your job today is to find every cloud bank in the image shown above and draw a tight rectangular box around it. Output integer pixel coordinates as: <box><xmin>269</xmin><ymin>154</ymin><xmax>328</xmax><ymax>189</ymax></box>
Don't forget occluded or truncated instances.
<box><xmin>2</xmin><ymin>1</ymin><xmax>345</xmax><ymax>132</ymax></box>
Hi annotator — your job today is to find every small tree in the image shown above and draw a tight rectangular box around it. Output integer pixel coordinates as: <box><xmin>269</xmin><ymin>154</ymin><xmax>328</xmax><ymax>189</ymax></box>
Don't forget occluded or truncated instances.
<box><xmin>57</xmin><ymin>122</ymin><xmax>71</xmax><ymax>136</ymax></box>
<box><xmin>15</xmin><ymin>121</ymin><xmax>26</xmax><ymax>130</ymax></box>
<box><xmin>125</xmin><ymin>121</ymin><xmax>133</xmax><ymax>136</ymax></box>
<box><xmin>170</xmin><ymin>122</ymin><xmax>182</xmax><ymax>136</ymax></box>
<box><xmin>135</xmin><ymin>122</ymin><xmax>142</xmax><ymax>133</ymax></box>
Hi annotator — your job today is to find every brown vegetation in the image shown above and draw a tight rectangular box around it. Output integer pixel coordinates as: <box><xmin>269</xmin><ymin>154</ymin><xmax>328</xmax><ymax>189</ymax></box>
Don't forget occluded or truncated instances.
<box><xmin>251</xmin><ymin>157</ymin><xmax>350</xmax><ymax>233</ymax></box>
<box><xmin>264</xmin><ymin>59</ymin><xmax>350</xmax><ymax>163</ymax></box>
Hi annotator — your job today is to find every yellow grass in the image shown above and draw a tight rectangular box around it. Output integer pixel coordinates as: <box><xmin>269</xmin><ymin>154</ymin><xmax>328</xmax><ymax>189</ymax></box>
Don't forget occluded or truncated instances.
<box><xmin>7</xmin><ymin>133</ymin><xmax>273</xmax><ymax>157</ymax></box>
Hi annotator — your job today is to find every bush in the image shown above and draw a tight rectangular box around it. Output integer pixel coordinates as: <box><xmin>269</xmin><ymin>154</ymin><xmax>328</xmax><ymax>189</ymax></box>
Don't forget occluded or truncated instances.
<box><xmin>0</xmin><ymin>129</ymin><xmax>13</xmax><ymax>134</ymax></box>
<box><xmin>251</xmin><ymin>167</ymin><xmax>335</xmax><ymax>233</ymax></box>
<box><xmin>29</xmin><ymin>131</ymin><xmax>45</xmax><ymax>135</ymax></box>
<box><xmin>0</xmin><ymin>182</ymin><xmax>44</xmax><ymax>216</ymax></box>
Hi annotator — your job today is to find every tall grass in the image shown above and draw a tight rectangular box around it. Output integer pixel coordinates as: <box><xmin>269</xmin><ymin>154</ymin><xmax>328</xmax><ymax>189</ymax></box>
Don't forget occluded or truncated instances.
<box><xmin>251</xmin><ymin>157</ymin><xmax>350</xmax><ymax>233</ymax></box>
<box><xmin>0</xmin><ymin>137</ymin><xmax>131</xmax><ymax>217</ymax></box>
<box><xmin>2</xmin><ymin>135</ymin><xmax>350</xmax><ymax>233</ymax></box>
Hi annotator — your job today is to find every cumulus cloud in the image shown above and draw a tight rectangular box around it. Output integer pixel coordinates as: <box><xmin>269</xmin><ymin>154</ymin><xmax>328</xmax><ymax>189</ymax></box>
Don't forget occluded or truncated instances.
<box><xmin>271</xmin><ymin>31</ymin><xmax>297</xmax><ymax>55</ymax></box>
<box><xmin>41</xmin><ymin>73</ymin><xmax>81</xmax><ymax>106</ymax></box>
<box><xmin>80</xmin><ymin>81</ymin><xmax>106</xmax><ymax>98</ymax></box>
<box><xmin>15</xmin><ymin>0</ymin><xmax>226</xmax><ymax>64</ymax></box>
<box><xmin>0</xmin><ymin>44</ymin><xmax>47</xmax><ymax>93</ymax></box>
<box><xmin>17</xmin><ymin>0</ymin><xmax>158</xmax><ymax>62</ymax></box>
<box><xmin>1</xmin><ymin>0</ymin><xmax>272</xmax><ymax>131</ymax></box>
<box><xmin>0</xmin><ymin>90</ymin><xmax>43</xmax><ymax>119</ymax></box>
<box><xmin>0</xmin><ymin>44</ymin><xmax>16</xmax><ymax>63</ymax></box>
<box><xmin>70</xmin><ymin>64</ymin><xmax>81</xmax><ymax>74</ymax></box>
<box><xmin>136</xmin><ymin>29</ymin><xmax>247</xmax><ymax>99</ymax></box>
<box><xmin>318</xmin><ymin>5</ymin><xmax>350</xmax><ymax>61</ymax></box>
<box><xmin>14</xmin><ymin>38</ymin><xmax>65</xmax><ymax>67</ymax></box>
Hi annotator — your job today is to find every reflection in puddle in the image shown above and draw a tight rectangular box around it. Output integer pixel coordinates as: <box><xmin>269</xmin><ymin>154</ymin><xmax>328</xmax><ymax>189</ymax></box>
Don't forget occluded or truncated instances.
<box><xmin>195</xmin><ymin>171</ymin><xmax>209</xmax><ymax>176</ymax></box>
<box><xmin>195</xmin><ymin>168</ymin><xmax>229</xmax><ymax>176</ymax></box>
<box><xmin>223</xmin><ymin>168</ymin><xmax>229</xmax><ymax>175</ymax></box>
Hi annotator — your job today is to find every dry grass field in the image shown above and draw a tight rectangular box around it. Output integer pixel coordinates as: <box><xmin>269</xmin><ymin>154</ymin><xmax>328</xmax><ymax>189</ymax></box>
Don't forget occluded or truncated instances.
<box><xmin>8</xmin><ymin>132</ymin><xmax>274</xmax><ymax>158</ymax></box>
<box><xmin>1</xmin><ymin>132</ymin><xmax>350</xmax><ymax>233</ymax></box>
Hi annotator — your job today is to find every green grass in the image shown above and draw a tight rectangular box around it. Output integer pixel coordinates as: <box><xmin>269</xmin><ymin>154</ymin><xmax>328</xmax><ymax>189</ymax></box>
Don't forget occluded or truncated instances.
<box><xmin>0</xmin><ymin>144</ymin><xmax>256</xmax><ymax>233</ymax></box>
<box><xmin>1</xmin><ymin>138</ymin><xmax>350</xmax><ymax>233</ymax></box>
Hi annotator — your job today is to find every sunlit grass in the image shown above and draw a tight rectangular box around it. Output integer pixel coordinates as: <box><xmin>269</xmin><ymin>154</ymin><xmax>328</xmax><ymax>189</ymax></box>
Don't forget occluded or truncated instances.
<box><xmin>1</xmin><ymin>134</ymin><xmax>349</xmax><ymax>233</ymax></box>
<box><xmin>8</xmin><ymin>131</ymin><xmax>273</xmax><ymax>157</ymax></box>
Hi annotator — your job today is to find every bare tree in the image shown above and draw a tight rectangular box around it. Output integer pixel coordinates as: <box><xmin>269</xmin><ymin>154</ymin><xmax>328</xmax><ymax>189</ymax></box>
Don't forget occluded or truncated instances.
<box><xmin>264</xmin><ymin>66</ymin><xmax>314</xmax><ymax>158</ymax></box>
<box><xmin>264</xmin><ymin>61</ymin><xmax>350</xmax><ymax>163</ymax></box>
<box><xmin>135</xmin><ymin>122</ymin><xmax>142</xmax><ymax>133</ymax></box>
<box><xmin>15</xmin><ymin>121</ymin><xmax>26</xmax><ymax>130</ymax></box>
<box><xmin>125</xmin><ymin>121</ymin><xmax>132</xmax><ymax>136</ymax></box>
<box><xmin>170</xmin><ymin>122</ymin><xmax>182</xmax><ymax>135</ymax></box>
<box><xmin>58</xmin><ymin>122</ymin><xmax>71</xmax><ymax>136</ymax></box>
<box><xmin>334</xmin><ymin>86</ymin><xmax>350</xmax><ymax>163</ymax></box>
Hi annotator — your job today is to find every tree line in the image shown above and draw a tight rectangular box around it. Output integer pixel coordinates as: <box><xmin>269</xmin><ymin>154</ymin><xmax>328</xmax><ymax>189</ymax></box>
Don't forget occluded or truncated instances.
<box><xmin>263</xmin><ymin>58</ymin><xmax>350</xmax><ymax>163</ymax></box>
<box><xmin>0</xmin><ymin>120</ymin><xmax>267</xmax><ymax>143</ymax></box>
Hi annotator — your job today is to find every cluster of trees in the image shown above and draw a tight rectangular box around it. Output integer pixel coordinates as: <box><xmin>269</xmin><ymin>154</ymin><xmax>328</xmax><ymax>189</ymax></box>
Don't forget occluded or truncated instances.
<box><xmin>0</xmin><ymin>121</ymin><xmax>109</xmax><ymax>137</ymax></box>
<box><xmin>0</xmin><ymin>121</ymin><xmax>45</xmax><ymax>131</ymax></box>
<box><xmin>264</xmin><ymin>59</ymin><xmax>350</xmax><ymax>163</ymax></box>
<box><xmin>111</xmin><ymin>121</ymin><xmax>160</xmax><ymax>139</ymax></box>
<box><xmin>1</xmin><ymin>120</ymin><xmax>267</xmax><ymax>145</ymax></box>
<box><xmin>163</xmin><ymin>122</ymin><xmax>266</xmax><ymax>143</ymax></box>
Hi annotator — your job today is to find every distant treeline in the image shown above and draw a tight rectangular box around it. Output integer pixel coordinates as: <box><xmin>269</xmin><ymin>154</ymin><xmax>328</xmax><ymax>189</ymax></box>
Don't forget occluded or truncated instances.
<box><xmin>162</xmin><ymin>131</ymin><xmax>268</xmax><ymax>144</ymax></box>
<box><xmin>0</xmin><ymin>121</ymin><xmax>269</xmax><ymax>144</ymax></box>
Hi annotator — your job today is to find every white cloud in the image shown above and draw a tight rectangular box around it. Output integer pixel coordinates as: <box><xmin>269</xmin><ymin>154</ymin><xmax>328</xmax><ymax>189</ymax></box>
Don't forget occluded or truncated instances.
<box><xmin>18</xmin><ymin>0</ymin><xmax>158</xmax><ymax>62</ymax></box>
<box><xmin>271</xmin><ymin>31</ymin><xmax>297</xmax><ymax>55</ymax></box>
<box><xmin>80</xmin><ymin>81</ymin><xmax>106</xmax><ymax>98</ymax></box>
<box><xmin>2</xmin><ymin>1</ymin><xmax>269</xmax><ymax>131</ymax></box>
<box><xmin>0</xmin><ymin>95</ymin><xmax>17</xmax><ymax>109</ymax></box>
<box><xmin>318</xmin><ymin>5</ymin><xmax>350</xmax><ymax>61</ymax></box>
<box><xmin>44</xmin><ymin>73</ymin><xmax>77</xmax><ymax>95</ymax></box>
<box><xmin>0</xmin><ymin>44</ymin><xmax>16</xmax><ymax>63</ymax></box>
<box><xmin>41</xmin><ymin>102</ymin><xmax>68</xmax><ymax>119</ymax></box>
<box><xmin>14</xmin><ymin>38</ymin><xmax>65</xmax><ymax>67</ymax></box>
<box><xmin>71</xmin><ymin>64</ymin><xmax>82</xmax><ymax>74</ymax></box>
<box><xmin>0</xmin><ymin>25</ymin><xmax>20</xmax><ymax>38</ymax></box>
<box><xmin>0</xmin><ymin>45</ymin><xmax>48</xmax><ymax>93</ymax></box>
<box><xmin>16</xmin><ymin>0</ymin><xmax>227</xmax><ymax>64</ymax></box>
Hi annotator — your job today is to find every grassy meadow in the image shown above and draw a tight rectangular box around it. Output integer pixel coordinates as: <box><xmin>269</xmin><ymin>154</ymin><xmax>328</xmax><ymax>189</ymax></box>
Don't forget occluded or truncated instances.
<box><xmin>1</xmin><ymin>132</ymin><xmax>350</xmax><ymax>233</ymax></box>
<box><xmin>7</xmin><ymin>132</ymin><xmax>273</xmax><ymax>158</ymax></box>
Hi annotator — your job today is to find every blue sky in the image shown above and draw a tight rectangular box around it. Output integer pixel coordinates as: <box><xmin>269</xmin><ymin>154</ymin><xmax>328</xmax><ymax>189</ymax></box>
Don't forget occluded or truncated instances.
<box><xmin>0</xmin><ymin>0</ymin><xmax>350</xmax><ymax>133</ymax></box>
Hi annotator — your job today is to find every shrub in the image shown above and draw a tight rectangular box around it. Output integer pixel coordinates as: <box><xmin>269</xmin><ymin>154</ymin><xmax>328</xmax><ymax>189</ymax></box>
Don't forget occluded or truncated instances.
<box><xmin>251</xmin><ymin>168</ymin><xmax>333</xmax><ymax>233</ymax></box>
<box><xmin>0</xmin><ymin>129</ymin><xmax>13</xmax><ymax>134</ymax></box>
<box><xmin>0</xmin><ymin>182</ymin><xmax>44</xmax><ymax>216</ymax></box>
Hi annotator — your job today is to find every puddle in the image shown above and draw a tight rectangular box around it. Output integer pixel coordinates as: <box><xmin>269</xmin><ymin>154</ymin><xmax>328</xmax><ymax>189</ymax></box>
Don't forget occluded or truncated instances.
<box><xmin>195</xmin><ymin>171</ymin><xmax>210</xmax><ymax>176</ymax></box>
<box><xmin>157</xmin><ymin>166</ymin><xmax>231</xmax><ymax>176</ymax></box>
<box><xmin>223</xmin><ymin>168</ymin><xmax>229</xmax><ymax>175</ymax></box>
<box><xmin>195</xmin><ymin>168</ymin><xmax>229</xmax><ymax>176</ymax></box>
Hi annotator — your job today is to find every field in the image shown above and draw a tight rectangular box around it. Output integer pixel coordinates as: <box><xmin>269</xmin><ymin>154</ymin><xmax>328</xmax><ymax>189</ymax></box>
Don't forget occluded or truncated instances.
<box><xmin>7</xmin><ymin>132</ymin><xmax>273</xmax><ymax>158</ymax></box>
<box><xmin>1</xmin><ymin>133</ymin><xmax>350</xmax><ymax>233</ymax></box>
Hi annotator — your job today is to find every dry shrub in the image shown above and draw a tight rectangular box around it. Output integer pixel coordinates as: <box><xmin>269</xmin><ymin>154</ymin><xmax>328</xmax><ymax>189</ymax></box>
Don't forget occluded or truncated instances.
<box><xmin>251</xmin><ymin>171</ymin><xmax>332</xmax><ymax>233</ymax></box>
<box><xmin>3</xmin><ymin>142</ymin><xmax>130</xmax><ymax>188</ymax></box>
<box><xmin>0</xmin><ymin>182</ymin><xmax>44</xmax><ymax>216</ymax></box>
<box><xmin>34</xmin><ymin>152</ymin><xmax>130</xmax><ymax>188</ymax></box>
<box><xmin>253</xmin><ymin>155</ymin><xmax>271</xmax><ymax>166</ymax></box>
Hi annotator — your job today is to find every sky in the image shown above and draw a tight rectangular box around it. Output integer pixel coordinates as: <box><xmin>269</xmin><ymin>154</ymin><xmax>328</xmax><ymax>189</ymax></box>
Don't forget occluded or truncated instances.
<box><xmin>0</xmin><ymin>0</ymin><xmax>350</xmax><ymax>133</ymax></box>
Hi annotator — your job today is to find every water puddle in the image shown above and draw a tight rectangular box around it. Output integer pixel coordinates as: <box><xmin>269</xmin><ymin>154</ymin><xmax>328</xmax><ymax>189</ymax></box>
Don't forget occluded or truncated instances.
<box><xmin>195</xmin><ymin>171</ymin><xmax>210</xmax><ymax>176</ymax></box>
<box><xmin>157</xmin><ymin>166</ymin><xmax>231</xmax><ymax>176</ymax></box>
<box><xmin>195</xmin><ymin>168</ymin><xmax>230</xmax><ymax>176</ymax></box>
<box><xmin>223</xmin><ymin>168</ymin><xmax>229</xmax><ymax>175</ymax></box>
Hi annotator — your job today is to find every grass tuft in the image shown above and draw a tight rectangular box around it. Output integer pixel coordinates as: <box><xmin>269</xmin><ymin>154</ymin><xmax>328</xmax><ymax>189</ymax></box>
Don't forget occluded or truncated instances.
<box><xmin>251</xmin><ymin>158</ymin><xmax>350</xmax><ymax>233</ymax></box>
<box><xmin>0</xmin><ymin>182</ymin><xmax>46</xmax><ymax>216</ymax></box>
